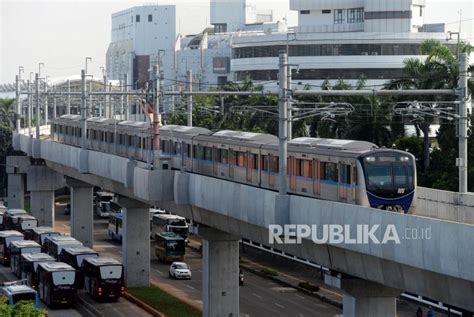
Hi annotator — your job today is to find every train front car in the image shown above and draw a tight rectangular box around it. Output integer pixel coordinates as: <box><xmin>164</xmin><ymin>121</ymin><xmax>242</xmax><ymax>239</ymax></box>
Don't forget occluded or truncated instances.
<box><xmin>358</xmin><ymin>150</ymin><xmax>416</xmax><ymax>214</ymax></box>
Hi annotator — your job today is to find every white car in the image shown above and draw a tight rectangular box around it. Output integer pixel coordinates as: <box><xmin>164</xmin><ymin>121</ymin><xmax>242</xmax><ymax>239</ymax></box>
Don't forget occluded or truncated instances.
<box><xmin>169</xmin><ymin>262</ymin><xmax>192</xmax><ymax>280</ymax></box>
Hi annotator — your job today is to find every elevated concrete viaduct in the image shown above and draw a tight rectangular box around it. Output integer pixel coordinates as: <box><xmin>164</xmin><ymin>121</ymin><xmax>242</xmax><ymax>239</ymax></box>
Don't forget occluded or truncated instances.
<box><xmin>9</xmin><ymin>128</ymin><xmax>474</xmax><ymax>316</ymax></box>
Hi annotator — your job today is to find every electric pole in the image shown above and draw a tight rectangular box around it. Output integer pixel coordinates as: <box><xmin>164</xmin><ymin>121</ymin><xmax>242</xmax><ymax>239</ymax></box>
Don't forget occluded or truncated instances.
<box><xmin>27</xmin><ymin>80</ymin><xmax>31</xmax><ymax>136</ymax></box>
<box><xmin>278</xmin><ymin>52</ymin><xmax>288</xmax><ymax>195</ymax></box>
<box><xmin>153</xmin><ymin>64</ymin><xmax>161</xmax><ymax>169</ymax></box>
<box><xmin>80</xmin><ymin>70</ymin><xmax>87</xmax><ymax>149</ymax></box>
<box><xmin>15</xmin><ymin>75</ymin><xmax>20</xmax><ymax>133</ymax></box>
<box><xmin>35</xmin><ymin>73</ymin><xmax>40</xmax><ymax>139</ymax></box>
<box><xmin>124</xmin><ymin>73</ymin><xmax>128</xmax><ymax>120</ymax></box>
<box><xmin>187</xmin><ymin>70</ymin><xmax>193</xmax><ymax>127</ymax></box>
<box><xmin>67</xmin><ymin>80</ymin><xmax>71</xmax><ymax>114</ymax></box>
<box><xmin>458</xmin><ymin>52</ymin><xmax>469</xmax><ymax>193</ymax></box>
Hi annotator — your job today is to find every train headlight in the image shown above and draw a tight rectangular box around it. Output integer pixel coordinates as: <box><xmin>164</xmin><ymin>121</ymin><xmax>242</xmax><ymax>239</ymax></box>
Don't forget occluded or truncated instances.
<box><xmin>400</xmin><ymin>156</ymin><xmax>410</xmax><ymax>162</ymax></box>
<box><xmin>365</xmin><ymin>157</ymin><xmax>376</xmax><ymax>162</ymax></box>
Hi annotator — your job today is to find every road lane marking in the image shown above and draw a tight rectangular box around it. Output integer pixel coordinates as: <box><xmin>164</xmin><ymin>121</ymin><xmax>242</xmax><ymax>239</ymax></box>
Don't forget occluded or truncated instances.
<box><xmin>295</xmin><ymin>294</ymin><xmax>305</xmax><ymax>299</ymax></box>
<box><xmin>152</xmin><ymin>269</ymin><xmax>163</xmax><ymax>275</ymax></box>
<box><xmin>252</xmin><ymin>293</ymin><xmax>263</xmax><ymax>300</ymax></box>
<box><xmin>274</xmin><ymin>303</ymin><xmax>285</xmax><ymax>308</ymax></box>
<box><xmin>185</xmin><ymin>284</ymin><xmax>195</xmax><ymax>290</ymax></box>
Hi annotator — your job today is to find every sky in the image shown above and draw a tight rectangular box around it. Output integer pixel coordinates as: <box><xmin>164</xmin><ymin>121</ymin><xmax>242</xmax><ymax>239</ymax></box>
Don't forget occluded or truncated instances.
<box><xmin>1</xmin><ymin>0</ymin><xmax>473</xmax><ymax>84</ymax></box>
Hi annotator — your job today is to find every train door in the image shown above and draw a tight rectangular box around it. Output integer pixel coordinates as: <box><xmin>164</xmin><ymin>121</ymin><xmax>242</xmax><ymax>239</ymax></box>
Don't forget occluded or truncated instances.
<box><xmin>289</xmin><ymin>156</ymin><xmax>296</xmax><ymax>191</ymax></box>
<box><xmin>212</xmin><ymin>146</ymin><xmax>218</xmax><ymax>176</ymax></box>
<box><xmin>351</xmin><ymin>165</ymin><xmax>357</xmax><ymax>203</ymax></box>
<box><xmin>313</xmin><ymin>159</ymin><xmax>320</xmax><ymax>196</ymax></box>
<box><xmin>246</xmin><ymin>152</ymin><xmax>252</xmax><ymax>182</ymax></box>
<box><xmin>229</xmin><ymin>149</ymin><xmax>235</xmax><ymax>179</ymax></box>
<box><xmin>268</xmin><ymin>154</ymin><xmax>275</xmax><ymax>188</ymax></box>
<box><xmin>339</xmin><ymin>164</ymin><xmax>351</xmax><ymax>201</ymax></box>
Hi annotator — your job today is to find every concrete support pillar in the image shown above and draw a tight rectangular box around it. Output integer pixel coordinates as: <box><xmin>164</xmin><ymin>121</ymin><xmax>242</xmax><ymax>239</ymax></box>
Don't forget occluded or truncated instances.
<box><xmin>67</xmin><ymin>178</ymin><xmax>94</xmax><ymax>248</ymax></box>
<box><xmin>6</xmin><ymin>156</ymin><xmax>30</xmax><ymax>209</ymax></box>
<box><xmin>30</xmin><ymin>190</ymin><xmax>55</xmax><ymax>227</ymax></box>
<box><xmin>7</xmin><ymin>173</ymin><xmax>25</xmax><ymax>209</ymax></box>
<box><xmin>27</xmin><ymin>163</ymin><xmax>65</xmax><ymax>227</ymax></box>
<box><xmin>119</xmin><ymin>197</ymin><xmax>150</xmax><ymax>287</ymax></box>
<box><xmin>326</xmin><ymin>275</ymin><xmax>401</xmax><ymax>317</ymax></box>
<box><xmin>199</xmin><ymin>227</ymin><xmax>239</xmax><ymax>317</ymax></box>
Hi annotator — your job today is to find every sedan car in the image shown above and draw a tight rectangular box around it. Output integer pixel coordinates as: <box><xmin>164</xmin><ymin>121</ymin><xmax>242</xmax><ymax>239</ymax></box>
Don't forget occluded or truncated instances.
<box><xmin>169</xmin><ymin>262</ymin><xmax>191</xmax><ymax>280</ymax></box>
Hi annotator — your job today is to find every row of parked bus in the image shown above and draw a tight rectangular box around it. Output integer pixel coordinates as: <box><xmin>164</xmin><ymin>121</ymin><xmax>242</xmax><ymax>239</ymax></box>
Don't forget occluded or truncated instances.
<box><xmin>108</xmin><ymin>208</ymin><xmax>189</xmax><ymax>263</ymax></box>
<box><xmin>0</xmin><ymin>206</ymin><xmax>125</xmax><ymax>308</ymax></box>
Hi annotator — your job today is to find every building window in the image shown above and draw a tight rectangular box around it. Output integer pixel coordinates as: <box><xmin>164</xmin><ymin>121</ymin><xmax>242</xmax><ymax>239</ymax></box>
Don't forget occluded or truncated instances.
<box><xmin>148</xmin><ymin>14</ymin><xmax>152</xmax><ymax>22</ymax></box>
<box><xmin>347</xmin><ymin>8</ymin><xmax>364</xmax><ymax>23</ymax></box>
<box><xmin>214</xmin><ymin>23</ymin><xmax>227</xmax><ymax>33</ymax></box>
<box><xmin>322</xmin><ymin>9</ymin><xmax>331</xmax><ymax>14</ymax></box>
<box><xmin>300</xmin><ymin>10</ymin><xmax>310</xmax><ymax>14</ymax></box>
<box><xmin>334</xmin><ymin>9</ymin><xmax>345</xmax><ymax>24</ymax></box>
<box><xmin>136</xmin><ymin>15</ymin><xmax>140</xmax><ymax>22</ymax></box>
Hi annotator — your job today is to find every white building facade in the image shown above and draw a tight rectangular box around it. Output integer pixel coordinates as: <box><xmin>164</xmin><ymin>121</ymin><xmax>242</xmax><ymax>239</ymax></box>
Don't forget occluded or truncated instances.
<box><xmin>231</xmin><ymin>0</ymin><xmax>455</xmax><ymax>88</ymax></box>
<box><xmin>106</xmin><ymin>5</ymin><xmax>178</xmax><ymax>89</ymax></box>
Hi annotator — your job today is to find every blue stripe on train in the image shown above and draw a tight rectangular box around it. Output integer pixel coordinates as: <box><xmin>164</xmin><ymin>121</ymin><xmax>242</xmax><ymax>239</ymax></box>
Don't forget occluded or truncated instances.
<box><xmin>367</xmin><ymin>191</ymin><xmax>414</xmax><ymax>213</ymax></box>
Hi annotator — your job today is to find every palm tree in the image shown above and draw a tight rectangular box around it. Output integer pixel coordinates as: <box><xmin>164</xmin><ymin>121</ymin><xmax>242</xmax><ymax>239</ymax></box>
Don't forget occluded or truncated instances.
<box><xmin>0</xmin><ymin>98</ymin><xmax>16</xmax><ymax>128</ymax></box>
<box><xmin>385</xmin><ymin>39</ymin><xmax>460</xmax><ymax>173</ymax></box>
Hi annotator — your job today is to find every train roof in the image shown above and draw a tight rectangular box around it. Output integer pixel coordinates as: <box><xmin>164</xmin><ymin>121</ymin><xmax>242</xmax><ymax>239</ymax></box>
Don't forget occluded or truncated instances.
<box><xmin>58</xmin><ymin>114</ymin><xmax>81</xmax><ymax>121</ymax></box>
<box><xmin>63</xmin><ymin>246</ymin><xmax>97</xmax><ymax>255</ymax></box>
<box><xmin>0</xmin><ymin>230</ymin><xmax>23</xmax><ymax>238</ymax></box>
<box><xmin>21</xmin><ymin>253</ymin><xmax>55</xmax><ymax>262</ymax></box>
<box><xmin>211</xmin><ymin>130</ymin><xmax>278</xmax><ymax>145</ymax></box>
<box><xmin>38</xmin><ymin>262</ymin><xmax>75</xmax><ymax>272</ymax></box>
<box><xmin>161</xmin><ymin>125</ymin><xmax>211</xmax><ymax>136</ymax></box>
<box><xmin>118</xmin><ymin>120</ymin><xmax>149</xmax><ymax>128</ymax></box>
<box><xmin>86</xmin><ymin>117</ymin><xmax>116</xmax><ymax>124</ymax></box>
<box><xmin>10</xmin><ymin>240</ymin><xmax>41</xmax><ymax>248</ymax></box>
<box><xmin>84</xmin><ymin>256</ymin><xmax>122</xmax><ymax>266</ymax></box>
<box><xmin>289</xmin><ymin>137</ymin><xmax>377</xmax><ymax>152</ymax></box>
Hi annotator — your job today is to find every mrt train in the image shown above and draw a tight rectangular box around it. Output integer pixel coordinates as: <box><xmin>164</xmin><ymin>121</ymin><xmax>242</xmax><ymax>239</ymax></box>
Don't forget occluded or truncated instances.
<box><xmin>51</xmin><ymin>115</ymin><xmax>416</xmax><ymax>213</ymax></box>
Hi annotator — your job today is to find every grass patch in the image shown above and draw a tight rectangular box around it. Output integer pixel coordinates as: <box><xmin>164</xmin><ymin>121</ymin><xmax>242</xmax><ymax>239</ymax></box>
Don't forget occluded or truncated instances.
<box><xmin>298</xmin><ymin>281</ymin><xmax>320</xmax><ymax>292</ymax></box>
<box><xmin>127</xmin><ymin>285</ymin><xmax>201</xmax><ymax>317</ymax></box>
<box><xmin>260</xmin><ymin>267</ymin><xmax>279</xmax><ymax>277</ymax></box>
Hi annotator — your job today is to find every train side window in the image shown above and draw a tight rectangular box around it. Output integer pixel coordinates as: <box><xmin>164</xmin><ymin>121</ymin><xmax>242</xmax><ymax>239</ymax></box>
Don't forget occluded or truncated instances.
<box><xmin>248</xmin><ymin>153</ymin><xmax>257</xmax><ymax>170</ymax></box>
<box><xmin>228</xmin><ymin>150</ymin><xmax>236</xmax><ymax>165</ymax></box>
<box><xmin>295</xmin><ymin>159</ymin><xmax>302</xmax><ymax>176</ymax></box>
<box><xmin>322</xmin><ymin>162</ymin><xmax>338</xmax><ymax>182</ymax></box>
<box><xmin>204</xmin><ymin>147</ymin><xmax>212</xmax><ymax>161</ymax></box>
<box><xmin>186</xmin><ymin>144</ymin><xmax>191</xmax><ymax>157</ymax></box>
<box><xmin>269</xmin><ymin>155</ymin><xmax>279</xmax><ymax>173</ymax></box>
<box><xmin>213</xmin><ymin>148</ymin><xmax>221</xmax><ymax>162</ymax></box>
<box><xmin>175</xmin><ymin>142</ymin><xmax>181</xmax><ymax>154</ymax></box>
<box><xmin>236</xmin><ymin>152</ymin><xmax>246</xmax><ymax>167</ymax></box>
<box><xmin>193</xmin><ymin>145</ymin><xmax>198</xmax><ymax>159</ymax></box>
<box><xmin>261</xmin><ymin>155</ymin><xmax>267</xmax><ymax>171</ymax></box>
<box><xmin>78</xmin><ymin>128</ymin><xmax>82</xmax><ymax>138</ymax></box>
<box><xmin>128</xmin><ymin>135</ymin><xmax>133</xmax><ymax>146</ymax></box>
<box><xmin>99</xmin><ymin>131</ymin><xmax>104</xmax><ymax>141</ymax></box>
<box><xmin>110</xmin><ymin>132</ymin><xmax>114</xmax><ymax>143</ymax></box>
<box><xmin>220</xmin><ymin>149</ymin><xmax>228</xmax><ymax>164</ymax></box>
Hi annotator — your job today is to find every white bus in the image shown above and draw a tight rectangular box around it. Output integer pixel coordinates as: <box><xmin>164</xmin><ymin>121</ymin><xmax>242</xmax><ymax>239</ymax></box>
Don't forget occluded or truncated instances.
<box><xmin>152</xmin><ymin>214</ymin><xmax>189</xmax><ymax>242</ymax></box>
<box><xmin>94</xmin><ymin>192</ymin><xmax>115</xmax><ymax>218</ymax></box>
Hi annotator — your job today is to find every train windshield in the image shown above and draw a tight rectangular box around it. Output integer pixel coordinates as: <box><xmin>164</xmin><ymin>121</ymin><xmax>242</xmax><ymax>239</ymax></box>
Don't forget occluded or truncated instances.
<box><xmin>366</xmin><ymin>165</ymin><xmax>414</xmax><ymax>190</ymax></box>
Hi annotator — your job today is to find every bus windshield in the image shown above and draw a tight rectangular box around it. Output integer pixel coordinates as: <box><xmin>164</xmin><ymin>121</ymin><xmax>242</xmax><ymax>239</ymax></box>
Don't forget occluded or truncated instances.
<box><xmin>166</xmin><ymin>240</ymin><xmax>185</xmax><ymax>255</ymax></box>
<box><xmin>100</xmin><ymin>265</ymin><xmax>123</xmax><ymax>280</ymax></box>
<box><xmin>52</xmin><ymin>271</ymin><xmax>75</xmax><ymax>285</ymax></box>
<box><xmin>12</xmin><ymin>292</ymin><xmax>36</xmax><ymax>304</ymax></box>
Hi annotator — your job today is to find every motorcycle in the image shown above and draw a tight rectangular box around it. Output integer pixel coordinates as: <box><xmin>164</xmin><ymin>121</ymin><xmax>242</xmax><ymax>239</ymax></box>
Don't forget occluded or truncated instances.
<box><xmin>239</xmin><ymin>271</ymin><xmax>244</xmax><ymax>286</ymax></box>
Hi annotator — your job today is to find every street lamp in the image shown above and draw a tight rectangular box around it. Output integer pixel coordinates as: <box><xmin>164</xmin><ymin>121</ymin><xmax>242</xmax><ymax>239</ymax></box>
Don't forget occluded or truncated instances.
<box><xmin>85</xmin><ymin>57</ymin><xmax>92</xmax><ymax>74</ymax></box>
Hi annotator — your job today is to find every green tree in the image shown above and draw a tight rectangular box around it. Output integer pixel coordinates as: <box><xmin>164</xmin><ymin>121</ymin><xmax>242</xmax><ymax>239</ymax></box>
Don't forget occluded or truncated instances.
<box><xmin>0</xmin><ymin>98</ymin><xmax>16</xmax><ymax>128</ymax></box>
